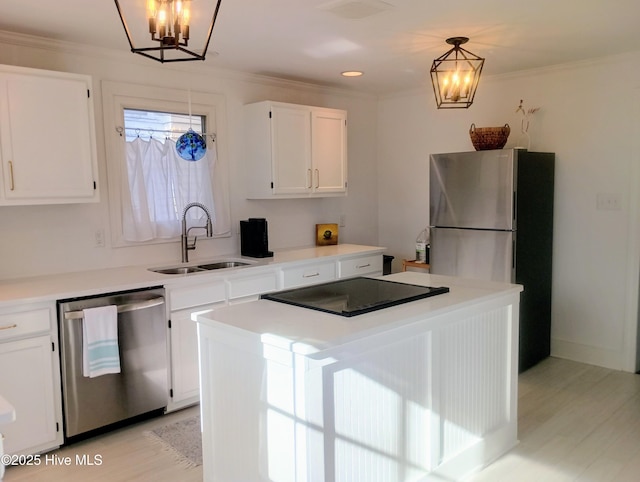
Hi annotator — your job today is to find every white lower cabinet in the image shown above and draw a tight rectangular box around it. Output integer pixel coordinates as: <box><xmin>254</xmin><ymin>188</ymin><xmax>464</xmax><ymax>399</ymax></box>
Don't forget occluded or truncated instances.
<box><xmin>281</xmin><ymin>259</ymin><xmax>337</xmax><ymax>289</ymax></box>
<box><xmin>0</xmin><ymin>304</ymin><xmax>62</xmax><ymax>455</ymax></box>
<box><xmin>280</xmin><ymin>253</ymin><xmax>383</xmax><ymax>289</ymax></box>
<box><xmin>338</xmin><ymin>253</ymin><xmax>383</xmax><ymax>278</ymax></box>
<box><xmin>167</xmin><ymin>268</ymin><xmax>280</xmax><ymax>411</ymax></box>
<box><xmin>168</xmin><ymin>302</ymin><xmax>225</xmax><ymax>410</ymax></box>
<box><xmin>167</xmin><ymin>280</ymin><xmax>227</xmax><ymax>412</ymax></box>
<box><xmin>227</xmin><ymin>268</ymin><xmax>279</xmax><ymax>304</ymax></box>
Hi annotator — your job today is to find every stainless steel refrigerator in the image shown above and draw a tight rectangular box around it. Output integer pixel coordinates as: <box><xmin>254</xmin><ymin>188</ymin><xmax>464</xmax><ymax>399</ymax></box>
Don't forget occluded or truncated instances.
<box><xmin>429</xmin><ymin>148</ymin><xmax>555</xmax><ymax>371</ymax></box>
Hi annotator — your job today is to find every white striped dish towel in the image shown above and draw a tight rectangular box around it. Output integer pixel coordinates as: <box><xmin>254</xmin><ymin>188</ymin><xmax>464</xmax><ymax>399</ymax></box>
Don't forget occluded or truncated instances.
<box><xmin>82</xmin><ymin>305</ymin><xmax>121</xmax><ymax>378</ymax></box>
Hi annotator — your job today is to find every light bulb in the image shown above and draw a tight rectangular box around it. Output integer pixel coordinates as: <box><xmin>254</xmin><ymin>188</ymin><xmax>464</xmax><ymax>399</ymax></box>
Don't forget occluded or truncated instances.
<box><xmin>158</xmin><ymin>8</ymin><xmax>167</xmax><ymax>26</ymax></box>
<box><xmin>147</xmin><ymin>0</ymin><xmax>157</xmax><ymax>17</ymax></box>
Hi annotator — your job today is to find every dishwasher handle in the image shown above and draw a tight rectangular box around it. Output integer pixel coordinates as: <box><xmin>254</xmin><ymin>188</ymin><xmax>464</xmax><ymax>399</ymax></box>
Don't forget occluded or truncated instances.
<box><xmin>63</xmin><ymin>296</ymin><xmax>165</xmax><ymax>320</ymax></box>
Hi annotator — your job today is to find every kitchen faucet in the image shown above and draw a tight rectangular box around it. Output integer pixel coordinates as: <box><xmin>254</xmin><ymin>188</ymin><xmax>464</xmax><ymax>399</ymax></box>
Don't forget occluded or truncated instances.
<box><xmin>181</xmin><ymin>202</ymin><xmax>213</xmax><ymax>263</ymax></box>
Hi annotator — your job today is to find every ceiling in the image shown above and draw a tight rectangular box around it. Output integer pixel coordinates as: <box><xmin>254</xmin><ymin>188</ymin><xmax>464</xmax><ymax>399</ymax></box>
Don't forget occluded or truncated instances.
<box><xmin>0</xmin><ymin>0</ymin><xmax>638</xmax><ymax>95</ymax></box>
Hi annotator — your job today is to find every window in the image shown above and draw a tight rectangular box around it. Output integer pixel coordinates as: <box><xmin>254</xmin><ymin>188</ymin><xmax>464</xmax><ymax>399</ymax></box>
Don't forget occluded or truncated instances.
<box><xmin>122</xmin><ymin>109</ymin><xmax>205</xmax><ymax>142</ymax></box>
<box><xmin>101</xmin><ymin>82</ymin><xmax>231</xmax><ymax>247</ymax></box>
<box><xmin>121</xmin><ymin>108</ymin><xmax>213</xmax><ymax>241</ymax></box>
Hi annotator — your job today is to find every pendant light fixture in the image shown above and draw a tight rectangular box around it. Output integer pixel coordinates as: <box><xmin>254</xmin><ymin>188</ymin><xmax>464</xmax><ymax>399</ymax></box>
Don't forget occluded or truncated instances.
<box><xmin>114</xmin><ymin>0</ymin><xmax>222</xmax><ymax>63</ymax></box>
<box><xmin>430</xmin><ymin>37</ymin><xmax>484</xmax><ymax>109</ymax></box>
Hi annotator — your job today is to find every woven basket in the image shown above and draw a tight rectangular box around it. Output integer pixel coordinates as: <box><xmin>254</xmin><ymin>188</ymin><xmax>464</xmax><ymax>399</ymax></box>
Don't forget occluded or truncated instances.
<box><xmin>469</xmin><ymin>123</ymin><xmax>510</xmax><ymax>150</ymax></box>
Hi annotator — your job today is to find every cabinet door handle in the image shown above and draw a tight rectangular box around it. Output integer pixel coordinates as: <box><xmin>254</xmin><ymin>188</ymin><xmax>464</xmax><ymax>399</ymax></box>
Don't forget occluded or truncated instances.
<box><xmin>307</xmin><ymin>169</ymin><xmax>312</xmax><ymax>189</ymax></box>
<box><xmin>303</xmin><ymin>272</ymin><xmax>320</xmax><ymax>278</ymax></box>
<box><xmin>0</xmin><ymin>323</ymin><xmax>17</xmax><ymax>331</ymax></box>
<box><xmin>356</xmin><ymin>263</ymin><xmax>371</xmax><ymax>269</ymax></box>
<box><xmin>315</xmin><ymin>169</ymin><xmax>319</xmax><ymax>188</ymax></box>
<box><xmin>8</xmin><ymin>161</ymin><xmax>15</xmax><ymax>191</ymax></box>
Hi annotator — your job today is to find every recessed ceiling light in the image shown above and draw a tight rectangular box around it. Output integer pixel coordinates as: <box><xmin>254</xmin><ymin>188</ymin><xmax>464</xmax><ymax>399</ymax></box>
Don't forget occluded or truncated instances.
<box><xmin>341</xmin><ymin>71</ymin><xmax>364</xmax><ymax>77</ymax></box>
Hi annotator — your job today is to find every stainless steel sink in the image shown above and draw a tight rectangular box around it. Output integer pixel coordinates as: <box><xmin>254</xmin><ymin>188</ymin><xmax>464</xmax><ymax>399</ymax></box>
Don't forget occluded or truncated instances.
<box><xmin>149</xmin><ymin>260</ymin><xmax>251</xmax><ymax>275</ymax></box>
<box><xmin>151</xmin><ymin>266</ymin><xmax>206</xmax><ymax>275</ymax></box>
<box><xmin>197</xmin><ymin>261</ymin><xmax>250</xmax><ymax>270</ymax></box>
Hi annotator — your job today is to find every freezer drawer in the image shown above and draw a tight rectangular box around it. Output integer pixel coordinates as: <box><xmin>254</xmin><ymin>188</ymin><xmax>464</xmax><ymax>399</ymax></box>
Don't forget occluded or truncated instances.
<box><xmin>430</xmin><ymin>228</ymin><xmax>514</xmax><ymax>283</ymax></box>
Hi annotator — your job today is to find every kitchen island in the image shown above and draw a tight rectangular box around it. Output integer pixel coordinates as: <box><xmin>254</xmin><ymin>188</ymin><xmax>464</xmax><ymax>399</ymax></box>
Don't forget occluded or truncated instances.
<box><xmin>195</xmin><ymin>272</ymin><xmax>522</xmax><ymax>481</ymax></box>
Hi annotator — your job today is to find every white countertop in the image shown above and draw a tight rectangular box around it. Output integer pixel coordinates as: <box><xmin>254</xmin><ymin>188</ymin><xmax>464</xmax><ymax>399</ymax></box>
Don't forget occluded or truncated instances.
<box><xmin>195</xmin><ymin>271</ymin><xmax>523</xmax><ymax>359</ymax></box>
<box><xmin>0</xmin><ymin>244</ymin><xmax>385</xmax><ymax>307</ymax></box>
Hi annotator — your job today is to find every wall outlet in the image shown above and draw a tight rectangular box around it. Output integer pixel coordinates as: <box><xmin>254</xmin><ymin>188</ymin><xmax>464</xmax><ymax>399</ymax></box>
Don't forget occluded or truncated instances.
<box><xmin>95</xmin><ymin>228</ymin><xmax>105</xmax><ymax>247</ymax></box>
<box><xmin>339</xmin><ymin>214</ymin><xmax>347</xmax><ymax>227</ymax></box>
<box><xmin>596</xmin><ymin>193</ymin><xmax>621</xmax><ymax>211</ymax></box>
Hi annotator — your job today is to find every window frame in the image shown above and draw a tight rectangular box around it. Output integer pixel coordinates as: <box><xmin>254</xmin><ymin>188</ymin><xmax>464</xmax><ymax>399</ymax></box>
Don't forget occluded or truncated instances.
<box><xmin>101</xmin><ymin>81</ymin><xmax>230</xmax><ymax>248</ymax></box>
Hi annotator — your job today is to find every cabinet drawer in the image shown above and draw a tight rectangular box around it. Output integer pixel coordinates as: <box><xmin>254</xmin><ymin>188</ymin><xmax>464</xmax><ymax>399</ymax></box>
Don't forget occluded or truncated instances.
<box><xmin>339</xmin><ymin>254</ymin><xmax>383</xmax><ymax>278</ymax></box>
<box><xmin>0</xmin><ymin>307</ymin><xmax>51</xmax><ymax>342</ymax></box>
<box><xmin>282</xmin><ymin>261</ymin><xmax>336</xmax><ymax>289</ymax></box>
<box><xmin>169</xmin><ymin>280</ymin><xmax>226</xmax><ymax>311</ymax></box>
<box><xmin>227</xmin><ymin>270</ymin><xmax>279</xmax><ymax>300</ymax></box>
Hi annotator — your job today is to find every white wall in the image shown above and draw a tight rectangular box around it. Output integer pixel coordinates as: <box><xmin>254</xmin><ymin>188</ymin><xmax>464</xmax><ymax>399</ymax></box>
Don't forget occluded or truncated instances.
<box><xmin>377</xmin><ymin>52</ymin><xmax>640</xmax><ymax>371</ymax></box>
<box><xmin>0</xmin><ymin>33</ymin><xmax>379</xmax><ymax>280</ymax></box>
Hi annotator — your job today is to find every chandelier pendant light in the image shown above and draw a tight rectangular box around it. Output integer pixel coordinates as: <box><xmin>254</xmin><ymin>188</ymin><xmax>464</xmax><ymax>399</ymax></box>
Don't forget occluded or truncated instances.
<box><xmin>430</xmin><ymin>37</ymin><xmax>484</xmax><ymax>109</ymax></box>
<box><xmin>114</xmin><ymin>0</ymin><xmax>222</xmax><ymax>63</ymax></box>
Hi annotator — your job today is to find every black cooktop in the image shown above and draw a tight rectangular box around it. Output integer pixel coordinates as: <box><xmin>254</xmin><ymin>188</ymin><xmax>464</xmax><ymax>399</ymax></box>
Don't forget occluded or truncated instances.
<box><xmin>261</xmin><ymin>277</ymin><xmax>449</xmax><ymax>317</ymax></box>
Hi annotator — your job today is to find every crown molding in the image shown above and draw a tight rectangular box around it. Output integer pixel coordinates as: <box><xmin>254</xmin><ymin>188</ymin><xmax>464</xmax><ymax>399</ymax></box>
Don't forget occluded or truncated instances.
<box><xmin>0</xmin><ymin>29</ymin><xmax>375</xmax><ymax>101</ymax></box>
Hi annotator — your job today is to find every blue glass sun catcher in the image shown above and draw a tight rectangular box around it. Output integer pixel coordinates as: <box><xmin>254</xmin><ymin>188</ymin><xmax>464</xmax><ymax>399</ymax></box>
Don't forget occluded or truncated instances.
<box><xmin>176</xmin><ymin>129</ymin><xmax>207</xmax><ymax>161</ymax></box>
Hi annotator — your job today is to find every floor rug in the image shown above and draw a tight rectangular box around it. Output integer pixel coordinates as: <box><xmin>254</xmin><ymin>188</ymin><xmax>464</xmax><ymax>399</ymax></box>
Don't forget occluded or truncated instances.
<box><xmin>144</xmin><ymin>415</ymin><xmax>202</xmax><ymax>468</ymax></box>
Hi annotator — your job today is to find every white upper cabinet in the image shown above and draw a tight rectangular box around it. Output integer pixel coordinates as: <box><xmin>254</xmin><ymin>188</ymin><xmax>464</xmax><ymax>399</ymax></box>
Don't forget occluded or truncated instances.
<box><xmin>311</xmin><ymin>108</ymin><xmax>347</xmax><ymax>194</ymax></box>
<box><xmin>244</xmin><ymin>101</ymin><xmax>347</xmax><ymax>199</ymax></box>
<box><xmin>270</xmin><ymin>103</ymin><xmax>312</xmax><ymax>196</ymax></box>
<box><xmin>0</xmin><ymin>65</ymin><xmax>99</xmax><ymax>205</ymax></box>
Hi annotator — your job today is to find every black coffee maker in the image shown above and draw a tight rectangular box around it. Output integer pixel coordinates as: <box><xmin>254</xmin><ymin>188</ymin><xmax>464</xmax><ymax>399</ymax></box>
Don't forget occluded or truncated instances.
<box><xmin>240</xmin><ymin>218</ymin><xmax>273</xmax><ymax>258</ymax></box>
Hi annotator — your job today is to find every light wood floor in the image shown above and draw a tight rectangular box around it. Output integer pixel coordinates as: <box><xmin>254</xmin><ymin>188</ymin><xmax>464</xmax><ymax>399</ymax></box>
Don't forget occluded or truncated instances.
<box><xmin>4</xmin><ymin>357</ymin><xmax>640</xmax><ymax>481</ymax></box>
<box><xmin>3</xmin><ymin>405</ymin><xmax>202</xmax><ymax>482</ymax></box>
<box><xmin>470</xmin><ymin>357</ymin><xmax>640</xmax><ymax>481</ymax></box>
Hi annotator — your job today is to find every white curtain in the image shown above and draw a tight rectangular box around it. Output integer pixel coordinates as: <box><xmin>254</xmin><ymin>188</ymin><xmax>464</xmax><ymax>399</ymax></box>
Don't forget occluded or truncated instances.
<box><xmin>121</xmin><ymin>137</ymin><xmax>230</xmax><ymax>242</ymax></box>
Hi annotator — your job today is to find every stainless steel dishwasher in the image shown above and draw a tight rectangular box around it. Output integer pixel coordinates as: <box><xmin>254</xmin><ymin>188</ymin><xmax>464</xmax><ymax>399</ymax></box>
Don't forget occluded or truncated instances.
<box><xmin>57</xmin><ymin>286</ymin><xmax>167</xmax><ymax>441</ymax></box>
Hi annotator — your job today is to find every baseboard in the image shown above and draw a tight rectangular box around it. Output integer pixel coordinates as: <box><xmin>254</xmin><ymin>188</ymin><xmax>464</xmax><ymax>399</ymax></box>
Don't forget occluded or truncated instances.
<box><xmin>423</xmin><ymin>423</ymin><xmax>518</xmax><ymax>481</ymax></box>
<box><xmin>551</xmin><ymin>338</ymin><xmax>625</xmax><ymax>371</ymax></box>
